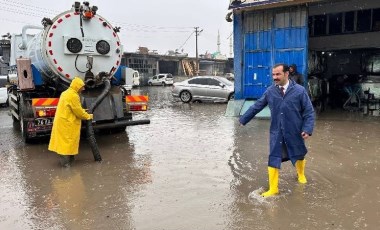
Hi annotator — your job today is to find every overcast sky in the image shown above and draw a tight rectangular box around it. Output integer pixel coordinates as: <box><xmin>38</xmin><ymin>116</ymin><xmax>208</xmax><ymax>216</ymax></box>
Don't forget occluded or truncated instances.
<box><xmin>0</xmin><ymin>0</ymin><xmax>233</xmax><ymax>57</ymax></box>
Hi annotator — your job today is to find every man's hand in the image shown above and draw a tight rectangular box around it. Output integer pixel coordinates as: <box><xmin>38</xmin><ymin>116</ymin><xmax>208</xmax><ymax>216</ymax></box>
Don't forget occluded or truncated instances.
<box><xmin>88</xmin><ymin>114</ymin><xmax>94</xmax><ymax>120</ymax></box>
<box><xmin>301</xmin><ymin>132</ymin><xmax>309</xmax><ymax>139</ymax></box>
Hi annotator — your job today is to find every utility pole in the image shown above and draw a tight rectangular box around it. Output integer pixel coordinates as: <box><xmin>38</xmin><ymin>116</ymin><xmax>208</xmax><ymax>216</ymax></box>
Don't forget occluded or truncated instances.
<box><xmin>194</xmin><ymin>26</ymin><xmax>203</xmax><ymax>75</ymax></box>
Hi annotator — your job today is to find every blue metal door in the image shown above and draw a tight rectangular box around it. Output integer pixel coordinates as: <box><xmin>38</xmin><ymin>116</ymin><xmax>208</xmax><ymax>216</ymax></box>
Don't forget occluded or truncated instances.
<box><xmin>243</xmin><ymin>12</ymin><xmax>273</xmax><ymax>99</ymax></box>
<box><xmin>273</xmin><ymin>7</ymin><xmax>308</xmax><ymax>81</ymax></box>
<box><xmin>244</xmin><ymin>51</ymin><xmax>271</xmax><ymax>98</ymax></box>
<box><xmin>242</xmin><ymin>6</ymin><xmax>308</xmax><ymax>99</ymax></box>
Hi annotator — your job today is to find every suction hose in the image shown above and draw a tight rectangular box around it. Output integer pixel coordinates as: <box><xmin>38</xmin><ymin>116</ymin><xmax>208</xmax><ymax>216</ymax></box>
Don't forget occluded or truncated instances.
<box><xmin>86</xmin><ymin>78</ymin><xmax>111</xmax><ymax>162</ymax></box>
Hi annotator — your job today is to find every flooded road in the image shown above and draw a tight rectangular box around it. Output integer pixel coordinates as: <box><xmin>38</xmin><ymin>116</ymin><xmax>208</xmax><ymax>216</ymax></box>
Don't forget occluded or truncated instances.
<box><xmin>0</xmin><ymin>85</ymin><xmax>379</xmax><ymax>230</ymax></box>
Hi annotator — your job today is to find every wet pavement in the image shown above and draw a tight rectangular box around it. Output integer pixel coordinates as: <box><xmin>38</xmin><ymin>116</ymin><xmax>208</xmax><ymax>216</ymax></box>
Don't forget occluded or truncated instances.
<box><xmin>0</xmin><ymin>85</ymin><xmax>379</xmax><ymax>230</ymax></box>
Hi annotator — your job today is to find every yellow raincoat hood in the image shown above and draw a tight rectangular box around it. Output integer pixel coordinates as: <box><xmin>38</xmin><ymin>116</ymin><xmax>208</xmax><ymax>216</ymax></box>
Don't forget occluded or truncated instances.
<box><xmin>70</xmin><ymin>77</ymin><xmax>85</xmax><ymax>93</ymax></box>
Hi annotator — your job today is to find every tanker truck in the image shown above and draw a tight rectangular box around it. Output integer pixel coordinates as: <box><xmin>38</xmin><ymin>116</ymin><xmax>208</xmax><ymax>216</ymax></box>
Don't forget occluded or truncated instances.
<box><xmin>8</xmin><ymin>1</ymin><xmax>150</xmax><ymax>143</ymax></box>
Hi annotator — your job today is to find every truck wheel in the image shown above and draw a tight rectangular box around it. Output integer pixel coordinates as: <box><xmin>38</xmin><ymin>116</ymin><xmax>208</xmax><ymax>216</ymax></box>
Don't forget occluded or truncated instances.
<box><xmin>162</xmin><ymin>82</ymin><xmax>166</xmax><ymax>86</ymax></box>
<box><xmin>148</xmin><ymin>82</ymin><xmax>153</xmax><ymax>86</ymax></box>
<box><xmin>180</xmin><ymin>90</ymin><xmax>192</xmax><ymax>103</ymax></box>
<box><xmin>19</xmin><ymin>96</ymin><xmax>33</xmax><ymax>143</ymax></box>
<box><xmin>228</xmin><ymin>93</ymin><xmax>235</xmax><ymax>101</ymax></box>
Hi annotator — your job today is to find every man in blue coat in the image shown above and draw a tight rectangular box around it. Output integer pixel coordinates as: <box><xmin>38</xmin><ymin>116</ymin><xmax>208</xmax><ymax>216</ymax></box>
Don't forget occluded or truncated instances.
<box><xmin>239</xmin><ymin>63</ymin><xmax>315</xmax><ymax>197</ymax></box>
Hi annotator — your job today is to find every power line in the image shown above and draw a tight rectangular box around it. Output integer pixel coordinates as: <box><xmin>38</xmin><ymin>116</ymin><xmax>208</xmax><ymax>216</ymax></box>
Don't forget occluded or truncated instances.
<box><xmin>111</xmin><ymin>20</ymin><xmax>193</xmax><ymax>30</ymax></box>
<box><xmin>0</xmin><ymin>0</ymin><xmax>61</xmax><ymax>15</ymax></box>
<box><xmin>0</xmin><ymin>6</ymin><xmax>47</xmax><ymax>19</ymax></box>
<box><xmin>0</xmin><ymin>0</ymin><xmax>196</xmax><ymax>34</ymax></box>
<box><xmin>177</xmin><ymin>31</ymin><xmax>195</xmax><ymax>50</ymax></box>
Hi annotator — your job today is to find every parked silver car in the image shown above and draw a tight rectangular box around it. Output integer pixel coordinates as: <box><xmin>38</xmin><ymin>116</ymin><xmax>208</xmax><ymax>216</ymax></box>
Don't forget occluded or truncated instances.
<box><xmin>172</xmin><ymin>76</ymin><xmax>234</xmax><ymax>103</ymax></box>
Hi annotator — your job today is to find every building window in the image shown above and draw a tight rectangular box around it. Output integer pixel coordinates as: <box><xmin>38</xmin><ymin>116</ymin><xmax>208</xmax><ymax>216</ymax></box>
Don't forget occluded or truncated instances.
<box><xmin>372</xmin><ymin>8</ymin><xmax>380</xmax><ymax>31</ymax></box>
<box><xmin>329</xmin><ymin>13</ymin><xmax>342</xmax><ymax>34</ymax></box>
<box><xmin>314</xmin><ymin>15</ymin><xmax>327</xmax><ymax>36</ymax></box>
<box><xmin>344</xmin><ymin>11</ymin><xmax>355</xmax><ymax>32</ymax></box>
<box><xmin>357</xmin><ymin>9</ymin><xmax>371</xmax><ymax>32</ymax></box>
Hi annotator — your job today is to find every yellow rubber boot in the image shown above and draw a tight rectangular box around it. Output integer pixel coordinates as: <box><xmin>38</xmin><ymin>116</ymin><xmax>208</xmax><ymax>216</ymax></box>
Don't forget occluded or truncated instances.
<box><xmin>261</xmin><ymin>167</ymin><xmax>279</xmax><ymax>197</ymax></box>
<box><xmin>295</xmin><ymin>160</ymin><xmax>307</xmax><ymax>184</ymax></box>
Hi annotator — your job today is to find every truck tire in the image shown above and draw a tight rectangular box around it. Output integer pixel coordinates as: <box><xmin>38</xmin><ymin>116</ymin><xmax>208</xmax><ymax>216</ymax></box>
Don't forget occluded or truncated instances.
<box><xmin>19</xmin><ymin>96</ymin><xmax>34</xmax><ymax>143</ymax></box>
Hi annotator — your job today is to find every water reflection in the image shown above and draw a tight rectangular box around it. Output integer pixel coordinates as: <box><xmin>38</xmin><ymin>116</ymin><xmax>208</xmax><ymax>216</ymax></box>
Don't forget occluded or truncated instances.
<box><xmin>51</xmin><ymin>169</ymin><xmax>87</xmax><ymax>228</ymax></box>
<box><xmin>0</xmin><ymin>148</ymin><xmax>34</xmax><ymax>229</ymax></box>
<box><xmin>128</xmin><ymin>87</ymin><xmax>238</xmax><ymax>229</ymax></box>
<box><xmin>0</xmin><ymin>120</ymin><xmax>153</xmax><ymax>229</ymax></box>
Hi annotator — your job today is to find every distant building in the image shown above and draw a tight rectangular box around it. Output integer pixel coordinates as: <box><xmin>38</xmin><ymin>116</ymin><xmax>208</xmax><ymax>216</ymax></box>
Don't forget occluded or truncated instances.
<box><xmin>123</xmin><ymin>51</ymin><xmax>233</xmax><ymax>85</ymax></box>
<box><xmin>0</xmin><ymin>38</ymin><xmax>11</xmax><ymax>76</ymax></box>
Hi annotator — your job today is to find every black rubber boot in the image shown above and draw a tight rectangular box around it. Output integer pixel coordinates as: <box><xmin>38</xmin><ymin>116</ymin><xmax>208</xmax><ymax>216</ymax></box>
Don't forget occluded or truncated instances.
<box><xmin>59</xmin><ymin>155</ymin><xmax>70</xmax><ymax>167</ymax></box>
<box><xmin>69</xmin><ymin>155</ymin><xmax>75</xmax><ymax>164</ymax></box>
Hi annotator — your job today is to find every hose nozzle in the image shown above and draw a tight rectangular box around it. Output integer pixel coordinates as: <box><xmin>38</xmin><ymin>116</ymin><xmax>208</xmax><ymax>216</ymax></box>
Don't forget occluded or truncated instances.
<box><xmin>84</xmin><ymin>71</ymin><xmax>96</xmax><ymax>88</ymax></box>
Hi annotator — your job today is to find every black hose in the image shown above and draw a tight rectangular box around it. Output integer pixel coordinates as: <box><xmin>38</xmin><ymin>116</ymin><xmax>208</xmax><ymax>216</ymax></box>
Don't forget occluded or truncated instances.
<box><xmin>86</xmin><ymin>78</ymin><xmax>111</xmax><ymax>162</ymax></box>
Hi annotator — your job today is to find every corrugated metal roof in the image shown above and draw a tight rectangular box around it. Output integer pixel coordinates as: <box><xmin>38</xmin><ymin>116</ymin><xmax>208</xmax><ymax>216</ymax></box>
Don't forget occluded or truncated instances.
<box><xmin>228</xmin><ymin>0</ymin><xmax>323</xmax><ymax>10</ymax></box>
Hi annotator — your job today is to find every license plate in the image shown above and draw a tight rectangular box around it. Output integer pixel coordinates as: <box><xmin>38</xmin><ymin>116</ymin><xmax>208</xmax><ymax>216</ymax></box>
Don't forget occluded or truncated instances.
<box><xmin>35</xmin><ymin>118</ymin><xmax>52</xmax><ymax>126</ymax></box>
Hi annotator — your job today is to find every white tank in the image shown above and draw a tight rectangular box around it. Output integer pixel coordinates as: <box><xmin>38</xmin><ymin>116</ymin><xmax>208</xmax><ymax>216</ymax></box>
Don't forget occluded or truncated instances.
<box><xmin>26</xmin><ymin>3</ymin><xmax>122</xmax><ymax>86</ymax></box>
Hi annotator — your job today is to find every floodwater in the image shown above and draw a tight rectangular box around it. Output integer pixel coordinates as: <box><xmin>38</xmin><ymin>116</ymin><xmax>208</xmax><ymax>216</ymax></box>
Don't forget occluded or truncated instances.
<box><xmin>0</xmin><ymin>85</ymin><xmax>379</xmax><ymax>230</ymax></box>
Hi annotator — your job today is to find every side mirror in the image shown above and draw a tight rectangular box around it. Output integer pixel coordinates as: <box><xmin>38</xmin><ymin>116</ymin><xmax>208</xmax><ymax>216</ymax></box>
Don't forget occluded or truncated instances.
<box><xmin>220</xmin><ymin>83</ymin><xmax>225</xmax><ymax>88</ymax></box>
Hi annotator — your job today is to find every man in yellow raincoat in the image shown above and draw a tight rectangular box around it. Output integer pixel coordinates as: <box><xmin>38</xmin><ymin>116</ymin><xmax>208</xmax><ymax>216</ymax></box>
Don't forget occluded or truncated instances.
<box><xmin>49</xmin><ymin>77</ymin><xmax>93</xmax><ymax>167</ymax></box>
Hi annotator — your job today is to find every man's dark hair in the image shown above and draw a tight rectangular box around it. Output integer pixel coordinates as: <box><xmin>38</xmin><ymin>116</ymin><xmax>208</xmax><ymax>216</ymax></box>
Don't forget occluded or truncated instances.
<box><xmin>273</xmin><ymin>63</ymin><xmax>289</xmax><ymax>72</ymax></box>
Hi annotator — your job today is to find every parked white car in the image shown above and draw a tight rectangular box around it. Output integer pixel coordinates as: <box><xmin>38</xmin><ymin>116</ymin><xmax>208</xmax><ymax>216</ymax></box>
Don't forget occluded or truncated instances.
<box><xmin>148</xmin><ymin>73</ymin><xmax>174</xmax><ymax>86</ymax></box>
<box><xmin>0</xmin><ymin>87</ymin><xmax>8</xmax><ymax>106</ymax></box>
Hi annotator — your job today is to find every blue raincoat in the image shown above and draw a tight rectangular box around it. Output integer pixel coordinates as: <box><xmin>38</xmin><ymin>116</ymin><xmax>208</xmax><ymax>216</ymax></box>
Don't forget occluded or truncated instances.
<box><xmin>239</xmin><ymin>80</ymin><xmax>315</xmax><ymax>169</ymax></box>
